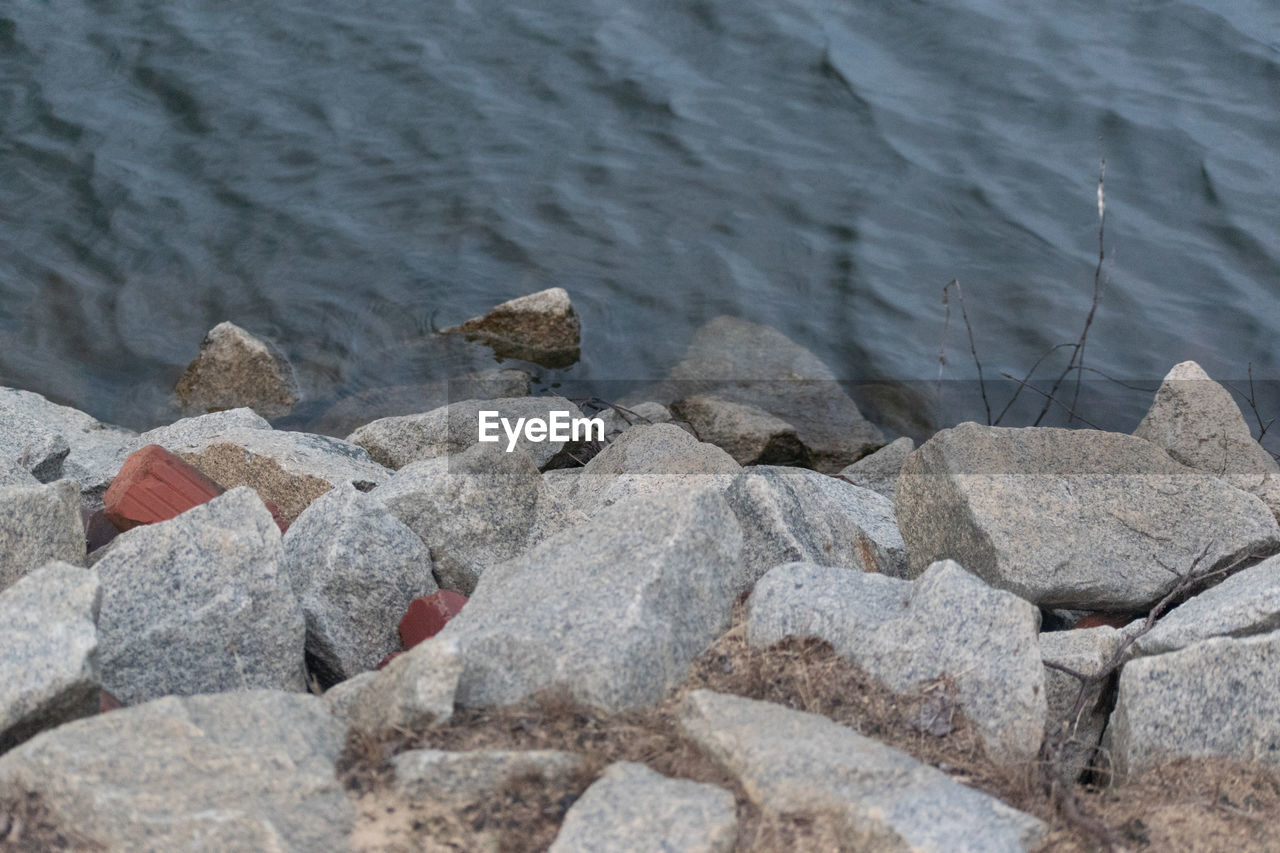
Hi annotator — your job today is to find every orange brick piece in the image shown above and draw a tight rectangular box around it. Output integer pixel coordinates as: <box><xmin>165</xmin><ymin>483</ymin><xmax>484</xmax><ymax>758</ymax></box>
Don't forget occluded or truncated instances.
<box><xmin>103</xmin><ymin>444</ymin><xmax>226</xmax><ymax>532</ymax></box>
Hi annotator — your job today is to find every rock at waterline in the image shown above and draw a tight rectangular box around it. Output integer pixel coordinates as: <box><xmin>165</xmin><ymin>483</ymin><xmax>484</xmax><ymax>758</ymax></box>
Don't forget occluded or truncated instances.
<box><xmin>441</xmin><ymin>287</ymin><xmax>581</xmax><ymax>368</ymax></box>
<box><xmin>175</xmin><ymin>321</ymin><xmax>300</xmax><ymax>418</ymax></box>
<box><xmin>894</xmin><ymin>422</ymin><xmax>1280</xmax><ymax>610</ymax></box>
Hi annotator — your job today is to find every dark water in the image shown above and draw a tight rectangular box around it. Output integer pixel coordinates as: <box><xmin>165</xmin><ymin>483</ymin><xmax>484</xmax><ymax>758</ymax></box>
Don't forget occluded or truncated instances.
<box><xmin>2</xmin><ymin>0</ymin><xmax>1279</xmax><ymax>441</ymax></box>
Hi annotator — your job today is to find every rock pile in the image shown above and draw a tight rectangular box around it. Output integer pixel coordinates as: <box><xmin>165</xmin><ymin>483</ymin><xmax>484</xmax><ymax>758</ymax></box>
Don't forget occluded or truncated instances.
<box><xmin>3</xmin><ymin>331</ymin><xmax>1280</xmax><ymax>850</ymax></box>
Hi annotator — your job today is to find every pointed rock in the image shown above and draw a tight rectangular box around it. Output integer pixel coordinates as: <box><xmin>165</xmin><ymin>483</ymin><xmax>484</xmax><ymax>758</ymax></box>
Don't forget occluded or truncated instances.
<box><xmin>175</xmin><ymin>321</ymin><xmax>300</xmax><ymax>418</ymax></box>
<box><xmin>443</xmin><ymin>287</ymin><xmax>581</xmax><ymax>368</ymax></box>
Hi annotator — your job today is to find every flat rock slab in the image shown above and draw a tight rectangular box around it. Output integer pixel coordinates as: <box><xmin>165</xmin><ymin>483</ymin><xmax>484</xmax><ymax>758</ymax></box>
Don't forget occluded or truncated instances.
<box><xmin>283</xmin><ymin>484</ymin><xmax>438</xmax><ymax>683</ymax></box>
<box><xmin>1135</xmin><ymin>361</ymin><xmax>1280</xmax><ymax>521</ymax></box>
<box><xmin>348</xmin><ymin>396</ymin><xmax>585</xmax><ymax>471</ymax></box>
<box><xmin>440</xmin><ymin>488</ymin><xmax>741</xmax><ymax>711</ymax></box>
<box><xmin>678</xmin><ymin>690</ymin><xmax>1047</xmax><ymax>852</ymax></box>
<box><xmin>726</xmin><ymin>466</ymin><xmax>907</xmax><ymax>596</ymax></box>
<box><xmin>176</xmin><ymin>321</ymin><xmax>300</xmax><ymax>418</ymax></box>
<box><xmin>314</xmin><ymin>369</ymin><xmax>532</xmax><ymax>437</ymax></box>
<box><xmin>393</xmin><ymin>748</ymin><xmax>584</xmax><ymax>804</ymax></box>
<box><xmin>1107</xmin><ymin>629</ymin><xmax>1280</xmax><ymax>780</ymax></box>
<box><xmin>137</xmin><ymin>408</ymin><xmax>272</xmax><ymax>448</ymax></box>
<box><xmin>565</xmin><ymin>423</ymin><xmax>740</xmax><ymax>517</ymax></box>
<box><xmin>373</xmin><ymin>444</ymin><xmax>580</xmax><ymax>595</ymax></box>
<box><xmin>660</xmin><ymin>316</ymin><xmax>884</xmax><ymax>473</ymax></box>
<box><xmin>1133</xmin><ymin>552</ymin><xmax>1280</xmax><ymax>657</ymax></box>
<box><xmin>549</xmin><ymin>761</ymin><xmax>738</xmax><ymax>853</ymax></box>
<box><xmin>0</xmin><ymin>562</ymin><xmax>100</xmax><ymax>753</ymax></box>
<box><xmin>0</xmin><ymin>480</ymin><xmax>84</xmax><ymax>594</ymax></box>
<box><xmin>442</xmin><ymin>287</ymin><xmax>581</xmax><ymax>368</ymax></box>
<box><xmin>895</xmin><ymin>422</ymin><xmax>1280</xmax><ymax>610</ymax></box>
<box><xmin>93</xmin><ymin>488</ymin><xmax>306</xmax><ymax>704</ymax></box>
<box><xmin>747</xmin><ymin>560</ymin><xmax>1045</xmax><ymax>765</ymax></box>
<box><xmin>0</xmin><ymin>691</ymin><xmax>352</xmax><ymax>852</ymax></box>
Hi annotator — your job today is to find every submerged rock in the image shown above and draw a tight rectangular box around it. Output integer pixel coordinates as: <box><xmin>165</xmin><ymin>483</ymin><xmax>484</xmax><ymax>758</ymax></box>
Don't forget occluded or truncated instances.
<box><xmin>442</xmin><ymin>287</ymin><xmax>581</xmax><ymax>368</ymax></box>
<box><xmin>175</xmin><ymin>321</ymin><xmax>300</xmax><ymax>418</ymax></box>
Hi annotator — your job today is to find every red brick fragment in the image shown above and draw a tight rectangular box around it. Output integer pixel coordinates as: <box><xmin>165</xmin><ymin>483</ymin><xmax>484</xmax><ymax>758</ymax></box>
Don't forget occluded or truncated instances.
<box><xmin>263</xmin><ymin>499</ymin><xmax>289</xmax><ymax>535</ymax></box>
<box><xmin>1072</xmin><ymin>612</ymin><xmax>1138</xmax><ymax>630</ymax></box>
<box><xmin>103</xmin><ymin>444</ymin><xmax>226</xmax><ymax>531</ymax></box>
<box><xmin>398</xmin><ymin>590</ymin><xmax>468</xmax><ymax>650</ymax></box>
<box><xmin>99</xmin><ymin>690</ymin><xmax>124</xmax><ymax>713</ymax></box>
<box><xmin>375</xmin><ymin>652</ymin><xmax>402</xmax><ymax>670</ymax></box>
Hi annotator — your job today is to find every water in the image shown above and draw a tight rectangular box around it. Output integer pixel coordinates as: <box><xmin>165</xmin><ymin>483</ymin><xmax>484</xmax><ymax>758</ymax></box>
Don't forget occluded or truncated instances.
<box><xmin>2</xmin><ymin>0</ymin><xmax>1278</xmax><ymax>444</ymax></box>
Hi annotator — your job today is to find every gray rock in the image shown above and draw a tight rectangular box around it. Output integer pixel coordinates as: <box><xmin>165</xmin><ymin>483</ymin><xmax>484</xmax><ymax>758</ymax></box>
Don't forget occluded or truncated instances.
<box><xmin>1107</xmin><ymin>630</ymin><xmax>1280</xmax><ymax>779</ymax></box>
<box><xmin>175</xmin><ymin>321</ymin><xmax>300</xmax><ymax>418</ymax></box>
<box><xmin>1133</xmin><ymin>552</ymin><xmax>1280</xmax><ymax>657</ymax></box>
<box><xmin>373</xmin><ymin>444</ymin><xmax>582</xmax><ymax>594</ymax></box>
<box><xmin>137</xmin><ymin>408</ymin><xmax>272</xmax><ymax>449</ymax></box>
<box><xmin>393</xmin><ymin>748</ymin><xmax>585</xmax><ymax>804</ymax></box>
<box><xmin>283</xmin><ymin>484</ymin><xmax>438</xmax><ymax>682</ymax></box>
<box><xmin>348</xmin><ymin>396</ymin><xmax>586</xmax><ymax>471</ymax></box>
<box><xmin>670</xmin><ymin>395</ymin><xmax>806</xmax><ymax>467</ymax></box>
<box><xmin>838</xmin><ymin>436</ymin><xmax>915</xmax><ymax>502</ymax></box>
<box><xmin>566</xmin><ymin>424</ymin><xmax>740</xmax><ymax>517</ymax></box>
<box><xmin>441</xmin><ymin>488</ymin><xmax>740</xmax><ymax>711</ymax></box>
<box><xmin>596</xmin><ymin>401</ymin><xmax>677</xmax><ymax>439</ymax></box>
<box><xmin>323</xmin><ymin>671</ymin><xmax>380</xmax><ymax>724</ymax></box>
<box><xmin>747</xmin><ymin>560</ymin><xmax>1045</xmax><ymax>764</ymax></box>
<box><xmin>550</xmin><ymin>762</ymin><xmax>738</xmax><ymax>853</ymax></box>
<box><xmin>342</xmin><ymin>635</ymin><xmax>463</xmax><ymax>731</ymax></box>
<box><xmin>0</xmin><ymin>691</ymin><xmax>352</xmax><ymax>852</ymax></box>
<box><xmin>1135</xmin><ymin>361</ymin><xmax>1280</xmax><ymax>521</ymax></box>
<box><xmin>0</xmin><ymin>480</ymin><xmax>84</xmax><ymax>593</ymax></box>
<box><xmin>93</xmin><ymin>488</ymin><xmax>306</xmax><ymax>704</ymax></box>
<box><xmin>726</xmin><ymin>466</ymin><xmax>906</xmax><ymax>595</ymax></box>
<box><xmin>0</xmin><ymin>457</ymin><xmax>37</xmax><ymax>487</ymax></box>
<box><xmin>0</xmin><ymin>562</ymin><xmax>100</xmax><ymax>753</ymax></box>
<box><xmin>895</xmin><ymin>422</ymin><xmax>1280</xmax><ymax>610</ymax></box>
<box><xmin>656</xmin><ymin>316</ymin><xmax>884</xmax><ymax>474</ymax></box>
<box><xmin>1040</xmin><ymin>627</ymin><xmax>1123</xmax><ymax>782</ymax></box>
<box><xmin>0</xmin><ymin>405</ymin><xmax>68</xmax><ymax>482</ymax></box>
<box><xmin>163</xmin><ymin>426</ymin><xmax>389</xmax><ymax>523</ymax></box>
<box><xmin>315</xmin><ymin>369</ymin><xmax>532</xmax><ymax>437</ymax></box>
<box><xmin>442</xmin><ymin>287</ymin><xmax>581</xmax><ymax>368</ymax></box>
<box><xmin>0</xmin><ymin>386</ymin><xmax>136</xmax><ymax>501</ymax></box>
<box><xmin>678</xmin><ymin>690</ymin><xmax>1048</xmax><ymax>852</ymax></box>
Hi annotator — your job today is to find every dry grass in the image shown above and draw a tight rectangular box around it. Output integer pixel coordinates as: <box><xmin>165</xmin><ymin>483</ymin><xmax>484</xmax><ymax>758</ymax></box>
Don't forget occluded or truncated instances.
<box><xmin>339</xmin><ymin>606</ymin><xmax>1280</xmax><ymax>852</ymax></box>
<box><xmin>0</xmin><ymin>792</ymin><xmax>103</xmax><ymax>853</ymax></box>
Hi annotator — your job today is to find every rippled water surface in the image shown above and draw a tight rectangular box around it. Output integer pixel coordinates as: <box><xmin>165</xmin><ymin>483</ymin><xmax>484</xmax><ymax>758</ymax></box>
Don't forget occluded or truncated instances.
<box><xmin>2</xmin><ymin>0</ymin><xmax>1278</xmax><ymax>435</ymax></box>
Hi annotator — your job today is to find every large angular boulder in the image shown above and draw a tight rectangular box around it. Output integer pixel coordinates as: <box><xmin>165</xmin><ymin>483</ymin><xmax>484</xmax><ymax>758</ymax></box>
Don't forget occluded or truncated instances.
<box><xmin>0</xmin><ymin>691</ymin><xmax>353</xmax><ymax>851</ymax></box>
<box><xmin>338</xmin><ymin>635</ymin><xmax>463</xmax><ymax>732</ymax></box>
<box><xmin>439</xmin><ymin>488</ymin><xmax>741</xmax><ymax>711</ymax></box>
<box><xmin>669</xmin><ymin>394</ymin><xmax>806</xmax><ymax>467</ymax></box>
<box><xmin>348</xmin><ymin>396</ymin><xmax>585</xmax><ymax>470</ymax></box>
<box><xmin>442</xmin><ymin>287</ymin><xmax>581</xmax><ymax>368</ymax></box>
<box><xmin>282</xmin><ymin>483</ymin><xmax>438</xmax><ymax>683</ymax></box>
<box><xmin>0</xmin><ymin>480</ymin><xmax>84</xmax><ymax>593</ymax></box>
<box><xmin>0</xmin><ymin>386</ymin><xmax>136</xmax><ymax>502</ymax></box>
<box><xmin>315</xmin><ymin>368</ymin><xmax>531</xmax><ymax>437</ymax></box>
<box><xmin>155</xmin><ymin>426</ymin><xmax>388</xmax><ymax>523</ymax></box>
<box><xmin>175</xmin><ymin>321</ymin><xmax>300</xmax><ymax>418</ymax></box>
<box><xmin>564</xmin><ymin>424</ymin><xmax>740</xmax><ymax>517</ymax></box>
<box><xmin>748</xmin><ymin>560</ymin><xmax>1045</xmax><ymax>765</ymax></box>
<box><xmin>0</xmin><ymin>457</ymin><xmax>37</xmax><ymax>487</ymax></box>
<box><xmin>677</xmin><ymin>690</ymin><xmax>1048</xmax><ymax>852</ymax></box>
<box><xmin>1135</xmin><ymin>360</ymin><xmax>1280</xmax><ymax>521</ymax></box>
<box><xmin>649</xmin><ymin>316</ymin><xmax>884</xmax><ymax>473</ymax></box>
<box><xmin>549</xmin><ymin>762</ymin><xmax>738</xmax><ymax>853</ymax></box>
<box><xmin>372</xmin><ymin>444</ymin><xmax>581</xmax><ymax>595</ymax></box>
<box><xmin>136</xmin><ymin>408</ymin><xmax>272</xmax><ymax>448</ymax></box>
<box><xmin>1106</xmin><ymin>630</ymin><xmax>1280</xmax><ymax>780</ymax></box>
<box><xmin>0</xmin><ymin>562</ymin><xmax>100</xmax><ymax>753</ymax></box>
<box><xmin>93</xmin><ymin>488</ymin><xmax>306</xmax><ymax>704</ymax></box>
<box><xmin>1132</xmin><ymin>552</ymin><xmax>1280</xmax><ymax>657</ymax></box>
<box><xmin>895</xmin><ymin>423</ymin><xmax>1280</xmax><ymax>610</ymax></box>
<box><xmin>726</xmin><ymin>466</ymin><xmax>906</xmax><ymax>595</ymax></box>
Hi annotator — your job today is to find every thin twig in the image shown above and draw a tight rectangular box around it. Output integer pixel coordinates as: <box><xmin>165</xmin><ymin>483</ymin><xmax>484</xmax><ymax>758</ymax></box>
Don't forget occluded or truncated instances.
<box><xmin>998</xmin><ymin>372</ymin><xmax>1104</xmax><ymax>429</ymax></box>
<box><xmin>939</xmin><ymin>279</ymin><xmax>991</xmax><ymax>424</ymax></box>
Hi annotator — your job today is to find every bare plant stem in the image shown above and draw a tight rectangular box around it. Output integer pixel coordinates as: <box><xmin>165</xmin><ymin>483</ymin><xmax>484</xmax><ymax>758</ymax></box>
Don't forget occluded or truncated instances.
<box><xmin>939</xmin><ymin>279</ymin><xmax>991</xmax><ymax>424</ymax></box>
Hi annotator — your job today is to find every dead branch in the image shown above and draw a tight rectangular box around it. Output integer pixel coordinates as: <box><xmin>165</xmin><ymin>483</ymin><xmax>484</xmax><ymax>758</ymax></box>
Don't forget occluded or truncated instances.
<box><xmin>939</xmin><ymin>279</ymin><xmax>992</xmax><ymax>425</ymax></box>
